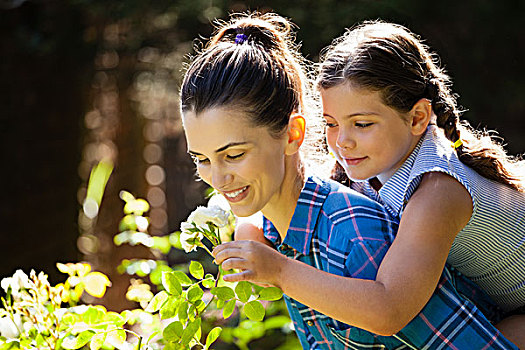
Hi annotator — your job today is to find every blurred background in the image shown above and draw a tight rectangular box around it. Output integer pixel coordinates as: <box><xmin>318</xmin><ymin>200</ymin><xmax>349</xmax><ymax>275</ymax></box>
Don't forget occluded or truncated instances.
<box><xmin>1</xmin><ymin>0</ymin><xmax>524</xmax><ymax>312</ymax></box>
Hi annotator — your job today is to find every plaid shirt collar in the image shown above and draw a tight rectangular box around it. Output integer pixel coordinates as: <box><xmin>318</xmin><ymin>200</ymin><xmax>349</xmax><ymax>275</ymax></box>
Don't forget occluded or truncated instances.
<box><xmin>264</xmin><ymin>175</ymin><xmax>329</xmax><ymax>255</ymax></box>
<box><xmin>359</xmin><ymin>131</ymin><xmax>425</xmax><ymax>218</ymax></box>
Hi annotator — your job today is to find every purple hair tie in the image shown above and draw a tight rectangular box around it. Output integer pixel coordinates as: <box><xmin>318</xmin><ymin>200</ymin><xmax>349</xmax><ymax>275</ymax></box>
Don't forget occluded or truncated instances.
<box><xmin>235</xmin><ymin>33</ymin><xmax>248</xmax><ymax>44</ymax></box>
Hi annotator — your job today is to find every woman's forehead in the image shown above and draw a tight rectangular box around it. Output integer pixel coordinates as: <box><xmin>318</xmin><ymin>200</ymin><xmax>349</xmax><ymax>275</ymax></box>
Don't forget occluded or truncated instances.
<box><xmin>182</xmin><ymin>107</ymin><xmax>270</xmax><ymax>153</ymax></box>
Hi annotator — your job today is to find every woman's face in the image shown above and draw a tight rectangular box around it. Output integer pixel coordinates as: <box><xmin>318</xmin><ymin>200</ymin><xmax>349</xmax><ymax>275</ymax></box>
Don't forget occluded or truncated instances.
<box><xmin>182</xmin><ymin>107</ymin><xmax>289</xmax><ymax>217</ymax></box>
<box><xmin>321</xmin><ymin>84</ymin><xmax>418</xmax><ymax>184</ymax></box>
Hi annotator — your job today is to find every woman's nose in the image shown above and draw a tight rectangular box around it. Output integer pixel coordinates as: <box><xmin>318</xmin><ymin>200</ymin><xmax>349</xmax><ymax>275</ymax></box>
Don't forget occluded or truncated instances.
<box><xmin>211</xmin><ymin>164</ymin><xmax>233</xmax><ymax>189</ymax></box>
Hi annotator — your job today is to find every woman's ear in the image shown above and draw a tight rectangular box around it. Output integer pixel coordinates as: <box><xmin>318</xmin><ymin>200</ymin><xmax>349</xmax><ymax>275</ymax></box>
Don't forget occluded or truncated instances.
<box><xmin>409</xmin><ymin>98</ymin><xmax>432</xmax><ymax>135</ymax></box>
<box><xmin>285</xmin><ymin>114</ymin><xmax>305</xmax><ymax>155</ymax></box>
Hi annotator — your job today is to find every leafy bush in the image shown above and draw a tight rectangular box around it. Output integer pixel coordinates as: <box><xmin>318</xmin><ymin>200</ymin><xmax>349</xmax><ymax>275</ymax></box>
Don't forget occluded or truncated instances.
<box><xmin>0</xmin><ymin>188</ymin><xmax>299</xmax><ymax>349</ymax></box>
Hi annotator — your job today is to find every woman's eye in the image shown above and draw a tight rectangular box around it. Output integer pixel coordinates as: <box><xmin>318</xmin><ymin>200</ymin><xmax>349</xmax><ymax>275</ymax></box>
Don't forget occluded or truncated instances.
<box><xmin>323</xmin><ymin>120</ymin><xmax>338</xmax><ymax>128</ymax></box>
<box><xmin>227</xmin><ymin>152</ymin><xmax>245</xmax><ymax>160</ymax></box>
<box><xmin>191</xmin><ymin>156</ymin><xmax>209</xmax><ymax>165</ymax></box>
<box><xmin>355</xmin><ymin>122</ymin><xmax>373</xmax><ymax>128</ymax></box>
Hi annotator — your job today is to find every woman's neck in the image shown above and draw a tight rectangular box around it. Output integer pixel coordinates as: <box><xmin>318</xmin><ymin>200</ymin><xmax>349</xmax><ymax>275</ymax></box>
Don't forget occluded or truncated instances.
<box><xmin>262</xmin><ymin>154</ymin><xmax>305</xmax><ymax>241</ymax></box>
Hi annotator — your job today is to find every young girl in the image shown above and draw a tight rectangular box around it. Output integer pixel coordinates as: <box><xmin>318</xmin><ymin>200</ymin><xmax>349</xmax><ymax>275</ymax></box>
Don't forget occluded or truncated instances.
<box><xmin>316</xmin><ymin>21</ymin><xmax>525</xmax><ymax>345</ymax></box>
<box><xmin>181</xmin><ymin>13</ymin><xmax>518</xmax><ymax>349</ymax></box>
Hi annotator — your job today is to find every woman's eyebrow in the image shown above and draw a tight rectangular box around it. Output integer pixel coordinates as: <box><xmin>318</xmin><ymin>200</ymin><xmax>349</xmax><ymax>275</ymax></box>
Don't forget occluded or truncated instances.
<box><xmin>188</xmin><ymin>142</ymin><xmax>249</xmax><ymax>156</ymax></box>
<box><xmin>323</xmin><ymin>112</ymin><xmax>378</xmax><ymax>118</ymax></box>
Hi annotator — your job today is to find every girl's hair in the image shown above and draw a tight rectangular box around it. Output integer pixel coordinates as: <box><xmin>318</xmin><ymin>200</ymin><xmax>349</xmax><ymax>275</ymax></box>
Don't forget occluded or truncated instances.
<box><xmin>181</xmin><ymin>12</ymin><xmax>311</xmax><ymax>137</ymax></box>
<box><xmin>318</xmin><ymin>21</ymin><xmax>524</xmax><ymax>191</ymax></box>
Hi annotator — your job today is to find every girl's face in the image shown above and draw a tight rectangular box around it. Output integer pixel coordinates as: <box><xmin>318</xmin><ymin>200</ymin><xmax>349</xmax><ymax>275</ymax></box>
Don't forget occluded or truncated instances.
<box><xmin>182</xmin><ymin>107</ymin><xmax>289</xmax><ymax>217</ymax></box>
<box><xmin>321</xmin><ymin>84</ymin><xmax>420</xmax><ymax>184</ymax></box>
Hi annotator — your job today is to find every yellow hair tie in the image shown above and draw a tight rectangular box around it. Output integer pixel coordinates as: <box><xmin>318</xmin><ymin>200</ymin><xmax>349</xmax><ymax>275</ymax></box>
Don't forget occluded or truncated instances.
<box><xmin>452</xmin><ymin>139</ymin><xmax>463</xmax><ymax>149</ymax></box>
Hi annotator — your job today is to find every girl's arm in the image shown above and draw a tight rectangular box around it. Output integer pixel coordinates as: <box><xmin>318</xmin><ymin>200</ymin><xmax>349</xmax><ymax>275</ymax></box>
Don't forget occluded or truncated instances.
<box><xmin>213</xmin><ymin>172</ymin><xmax>473</xmax><ymax>335</ymax></box>
<box><xmin>372</xmin><ymin>172</ymin><xmax>473</xmax><ymax>332</ymax></box>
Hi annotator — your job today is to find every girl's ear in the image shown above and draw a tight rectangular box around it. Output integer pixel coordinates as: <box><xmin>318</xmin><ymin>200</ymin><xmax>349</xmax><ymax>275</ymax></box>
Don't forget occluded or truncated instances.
<box><xmin>409</xmin><ymin>98</ymin><xmax>432</xmax><ymax>135</ymax></box>
<box><xmin>285</xmin><ymin>114</ymin><xmax>305</xmax><ymax>155</ymax></box>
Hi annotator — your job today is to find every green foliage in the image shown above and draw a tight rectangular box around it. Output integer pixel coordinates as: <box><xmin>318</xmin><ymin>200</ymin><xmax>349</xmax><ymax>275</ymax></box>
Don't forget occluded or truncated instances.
<box><xmin>116</xmin><ymin>192</ymin><xmax>295</xmax><ymax>349</ymax></box>
<box><xmin>0</xmin><ymin>182</ymin><xmax>293</xmax><ymax>349</ymax></box>
<box><xmin>0</xmin><ymin>266</ymin><xmax>128</xmax><ymax>350</ymax></box>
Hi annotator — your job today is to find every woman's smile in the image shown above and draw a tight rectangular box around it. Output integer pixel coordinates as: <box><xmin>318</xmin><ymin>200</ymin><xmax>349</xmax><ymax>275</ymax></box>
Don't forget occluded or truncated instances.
<box><xmin>222</xmin><ymin>186</ymin><xmax>249</xmax><ymax>202</ymax></box>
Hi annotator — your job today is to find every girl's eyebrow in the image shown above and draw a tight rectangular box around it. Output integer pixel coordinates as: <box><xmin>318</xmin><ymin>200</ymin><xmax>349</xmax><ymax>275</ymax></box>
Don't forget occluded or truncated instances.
<box><xmin>188</xmin><ymin>142</ymin><xmax>249</xmax><ymax>156</ymax></box>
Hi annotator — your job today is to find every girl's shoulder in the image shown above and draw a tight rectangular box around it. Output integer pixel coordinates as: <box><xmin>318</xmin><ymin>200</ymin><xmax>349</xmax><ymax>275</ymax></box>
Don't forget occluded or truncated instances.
<box><xmin>378</xmin><ymin>126</ymin><xmax>475</xmax><ymax>217</ymax></box>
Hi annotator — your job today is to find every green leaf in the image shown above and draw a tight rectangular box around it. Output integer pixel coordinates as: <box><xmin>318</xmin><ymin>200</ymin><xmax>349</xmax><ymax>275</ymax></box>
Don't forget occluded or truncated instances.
<box><xmin>61</xmin><ymin>313</ymin><xmax>78</xmax><ymax>326</ymax></box>
<box><xmin>222</xmin><ymin>299</ymin><xmax>236</xmax><ymax>319</ymax></box>
<box><xmin>36</xmin><ymin>333</ymin><xmax>45</xmax><ymax>347</ymax></box>
<box><xmin>201</xmin><ymin>273</ymin><xmax>215</xmax><ymax>288</ymax></box>
<box><xmin>61</xmin><ymin>330</ymin><xmax>95</xmax><ymax>349</ymax></box>
<box><xmin>181</xmin><ymin>317</ymin><xmax>201</xmax><ymax>345</ymax></box>
<box><xmin>178</xmin><ymin>300</ymin><xmax>189</xmax><ymax>322</ymax></box>
<box><xmin>189</xmin><ymin>261</ymin><xmax>204</xmax><ymax>280</ymax></box>
<box><xmin>163</xmin><ymin>321</ymin><xmax>183</xmax><ymax>342</ymax></box>
<box><xmin>194</xmin><ymin>299</ymin><xmax>206</xmax><ymax>313</ymax></box>
<box><xmin>205</xmin><ymin>327</ymin><xmax>222</xmax><ymax>350</ymax></box>
<box><xmin>160</xmin><ymin>296</ymin><xmax>181</xmax><ymax>319</ymax></box>
<box><xmin>150</xmin><ymin>264</ymin><xmax>172</xmax><ymax>286</ymax></box>
<box><xmin>244</xmin><ymin>300</ymin><xmax>265</xmax><ymax>322</ymax></box>
<box><xmin>210</xmin><ymin>286</ymin><xmax>235</xmax><ymax>301</ymax></box>
<box><xmin>162</xmin><ymin>271</ymin><xmax>182</xmax><ymax>296</ymax></box>
<box><xmin>82</xmin><ymin>306</ymin><xmax>105</xmax><ymax>325</ymax></box>
<box><xmin>258</xmin><ymin>287</ymin><xmax>283</xmax><ymax>301</ymax></box>
<box><xmin>173</xmin><ymin>271</ymin><xmax>193</xmax><ymax>286</ymax></box>
<box><xmin>216</xmin><ymin>299</ymin><xmax>224</xmax><ymax>308</ymax></box>
<box><xmin>145</xmin><ymin>290</ymin><xmax>168</xmax><ymax>312</ymax></box>
<box><xmin>187</xmin><ymin>285</ymin><xmax>204</xmax><ymax>303</ymax></box>
<box><xmin>105</xmin><ymin>312</ymin><xmax>126</xmax><ymax>327</ymax></box>
<box><xmin>164</xmin><ymin>342</ymin><xmax>187</xmax><ymax>350</ymax></box>
<box><xmin>252</xmin><ymin>283</ymin><xmax>264</xmax><ymax>295</ymax></box>
<box><xmin>89</xmin><ymin>332</ymin><xmax>106</xmax><ymax>350</ymax></box>
<box><xmin>235</xmin><ymin>281</ymin><xmax>252</xmax><ymax>303</ymax></box>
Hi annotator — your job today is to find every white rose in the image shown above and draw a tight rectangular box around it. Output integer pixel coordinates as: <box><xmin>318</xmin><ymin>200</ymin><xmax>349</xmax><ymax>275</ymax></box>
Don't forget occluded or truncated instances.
<box><xmin>188</xmin><ymin>205</ymin><xmax>230</xmax><ymax>229</ymax></box>
<box><xmin>1</xmin><ymin>270</ymin><xmax>31</xmax><ymax>296</ymax></box>
<box><xmin>179</xmin><ymin>229</ymin><xmax>203</xmax><ymax>253</ymax></box>
<box><xmin>207</xmin><ymin>194</ymin><xmax>231</xmax><ymax>212</ymax></box>
<box><xmin>0</xmin><ymin>314</ymin><xmax>22</xmax><ymax>339</ymax></box>
<box><xmin>179</xmin><ymin>221</ymin><xmax>203</xmax><ymax>253</ymax></box>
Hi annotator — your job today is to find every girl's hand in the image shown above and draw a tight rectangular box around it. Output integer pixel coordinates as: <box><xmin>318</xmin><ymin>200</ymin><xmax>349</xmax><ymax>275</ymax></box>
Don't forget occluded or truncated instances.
<box><xmin>212</xmin><ymin>240</ymin><xmax>287</xmax><ymax>286</ymax></box>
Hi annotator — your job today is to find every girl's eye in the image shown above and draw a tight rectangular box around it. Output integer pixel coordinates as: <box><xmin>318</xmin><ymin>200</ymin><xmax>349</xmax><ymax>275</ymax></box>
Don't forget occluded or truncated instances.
<box><xmin>227</xmin><ymin>152</ymin><xmax>245</xmax><ymax>160</ymax></box>
<box><xmin>355</xmin><ymin>122</ymin><xmax>373</xmax><ymax>128</ymax></box>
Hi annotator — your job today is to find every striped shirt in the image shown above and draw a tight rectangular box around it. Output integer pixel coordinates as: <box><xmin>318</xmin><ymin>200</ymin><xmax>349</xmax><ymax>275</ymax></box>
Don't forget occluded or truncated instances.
<box><xmin>352</xmin><ymin>125</ymin><xmax>525</xmax><ymax>312</ymax></box>
<box><xmin>264</xmin><ymin>176</ymin><xmax>517</xmax><ymax>349</ymax></box>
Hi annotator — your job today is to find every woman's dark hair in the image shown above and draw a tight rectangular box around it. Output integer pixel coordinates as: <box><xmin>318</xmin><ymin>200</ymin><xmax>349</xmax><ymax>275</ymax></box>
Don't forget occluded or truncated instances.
<box><xmin>180</xmin><ymin>12</ymin><xmax>308</xmax><ymax>137</ymax></box>
<box><xmin>318</xmin><ymin>21</ymin><xmax>523</xmax><ymax>191</ymax></box>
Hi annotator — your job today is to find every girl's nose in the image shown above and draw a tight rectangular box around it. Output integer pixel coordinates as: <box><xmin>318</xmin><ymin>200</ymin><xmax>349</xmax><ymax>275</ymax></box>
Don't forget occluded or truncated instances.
<box><xmin>336</xmin><ymin>131</ymin><xmax>356</xmax><ymax>150</ymax></box>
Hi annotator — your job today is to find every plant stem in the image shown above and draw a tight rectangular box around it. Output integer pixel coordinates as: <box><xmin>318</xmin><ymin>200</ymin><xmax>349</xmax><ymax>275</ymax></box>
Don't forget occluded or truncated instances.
<box><xmin>201</xmin><ymin>244</ymin><xmax>214</xmax><ymax>258</ymax></box>
<box><xmin>200</xmin><ymin>266</ymin><xmax>223</xmax><ymax>315</ymax></box>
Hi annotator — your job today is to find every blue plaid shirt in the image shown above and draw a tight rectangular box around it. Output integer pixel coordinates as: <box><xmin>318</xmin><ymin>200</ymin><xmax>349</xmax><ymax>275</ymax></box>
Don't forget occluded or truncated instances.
<box><xmin>263</xmin><ymin>176</ymin><xmax>517</xmax><ymax>349</ymax></box>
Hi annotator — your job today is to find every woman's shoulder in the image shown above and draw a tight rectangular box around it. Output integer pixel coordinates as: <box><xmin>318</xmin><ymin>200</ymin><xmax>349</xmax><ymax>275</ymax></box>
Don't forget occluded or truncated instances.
<box><xmin>309</xmin><ymin>176</ymin><xmax>383</xmax><ymax>209</ymax></box>
<box><xmin>308</xmin><ymin>176</ymin><xmax>396</xmax><ymax>227</ymax></box>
